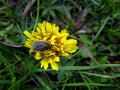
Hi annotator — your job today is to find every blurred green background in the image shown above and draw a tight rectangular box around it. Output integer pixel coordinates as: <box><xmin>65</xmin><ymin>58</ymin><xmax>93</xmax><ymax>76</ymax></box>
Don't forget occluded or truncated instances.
<box><xmin>0</xmin><ymin>0</ymin><xmax>120</xmax><ymax>90</ymax></box>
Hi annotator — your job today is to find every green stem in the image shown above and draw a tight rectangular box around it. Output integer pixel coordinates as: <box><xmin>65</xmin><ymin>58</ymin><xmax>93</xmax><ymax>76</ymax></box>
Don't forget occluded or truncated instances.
<box><xmin>33</xmin><ymin>0</ymin><xmax>40</xmax><ymax>31</ymax></box>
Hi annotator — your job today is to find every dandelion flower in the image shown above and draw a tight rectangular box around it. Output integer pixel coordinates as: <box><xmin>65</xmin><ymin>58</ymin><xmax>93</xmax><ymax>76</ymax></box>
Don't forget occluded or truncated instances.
<box><xmin>24</xmin><ymin>21</ymin><xmax>78</xmax><ymax>71</ymax></box>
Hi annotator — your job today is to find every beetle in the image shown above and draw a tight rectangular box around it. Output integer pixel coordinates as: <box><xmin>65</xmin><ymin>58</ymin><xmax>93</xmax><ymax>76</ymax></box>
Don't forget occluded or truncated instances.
<box><xmin>32</xmin><ymin>41</ymin><xmax>51</xmax><ymax>52</ymax></box>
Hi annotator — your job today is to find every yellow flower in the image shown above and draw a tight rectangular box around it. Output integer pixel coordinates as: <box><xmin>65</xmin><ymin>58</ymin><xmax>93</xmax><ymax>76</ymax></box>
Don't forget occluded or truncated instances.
<box><xmin>24</xmin><ymin>21</ymin><xmax>78</xmax><ymax>71</ymax></box>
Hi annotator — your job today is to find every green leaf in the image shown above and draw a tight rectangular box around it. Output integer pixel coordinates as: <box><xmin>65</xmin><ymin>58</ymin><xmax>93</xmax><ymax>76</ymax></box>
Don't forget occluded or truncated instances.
<box><xmin>57</xmin><ymin>70</ymin><xmax>66</xmax><ymax>81</ymax></box>
<box><xmin>42</xmin><ymin>9</ymin><xmax>49</xmax><ymax>16</ymax></box>
<box><xmin>49</xmin><ymin>9</ymin><xmax>55</xmax><ymax>17</ymax></box>
<box><xmin>0</xmin><ymin>24</ymin><xmax>14</xmax><ymax>37</ymax></box>
<box><xmin>80</xmin><ymin>34</ymin><xmax>92</xmax><ymax>45</ymax></box>
<box><xmin>51</xmin><ymin>0</ymin><xmax>57</xmax><ymax>4</ymax></box>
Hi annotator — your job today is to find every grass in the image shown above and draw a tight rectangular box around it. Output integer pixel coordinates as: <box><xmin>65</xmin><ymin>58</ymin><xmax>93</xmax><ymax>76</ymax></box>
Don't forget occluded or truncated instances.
<box><xmin>0</xmin><ymin>0</ymin><xmax>120</xmax><ymax>90</ymax></box>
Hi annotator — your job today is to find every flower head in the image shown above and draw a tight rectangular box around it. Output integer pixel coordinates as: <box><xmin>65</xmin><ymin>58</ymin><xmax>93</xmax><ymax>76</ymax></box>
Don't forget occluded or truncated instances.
<box><xmin>24</xmin><ymin>21</ymin><xmax>78</xmax><ymax>71</ymax></box>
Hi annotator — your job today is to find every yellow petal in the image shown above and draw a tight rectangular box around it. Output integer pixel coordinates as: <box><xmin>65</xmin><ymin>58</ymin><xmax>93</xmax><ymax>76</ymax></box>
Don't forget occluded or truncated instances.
<box><xmin>24</xmin><ymin>39</ymin><xmax>34</xmax><ymax>48</ymax></box>
<box><xmin>36</xmin><ymin>27</ymin><xmax>41</xmax><ymax>34</ymax></box>
<box><xmin>65</xmin><ymin>45</ymin><xmax>78</xmax><ymax>53</ymax></box>
<box><xmin>60</xmin><ymin>29</ymin><xmax>69</xmax><ymax>38</ymax></box>
<box><xmin>49</xmin><ymin>35</ymin><xmax>57</xmax><ymax>44</ymax></box>
<box><xmin>50</xmin><ymin>62</ymin><xmax>59</xmax><ymax>71</ymax></box>
<box><xmin>67</xmin><ymin>39</ymin><xmax>77</xmax><ymax>45</ymax></box>
<box><xmin>64</xmin><ymin>39</ymin><xmax>78</xmax><ymax>53</ymax></box>
<box><xmin>52</xmin><ymin>24</ymin><xmax>59</xmax><ymax>34</ymax></box>
<box><xmin>29</xmin><ymin>49</ymin><xmax>34</xmax><ymax>53</ymax></box>
<box><xmin>54</xmin><ymin>56</ymin><xmax>60</xmax><ymax>62</ymax></box>
<box><xmin>24</xmin><ymin>30</ymin><xmax>33</xmax><ymax>38</ymax></box>
<box><xmin>31</xmin><ymin>31</ymin><xmax>41</xmax><ymax>39</ymax></box>
<box><xmin>24</xmin><ymin>41</ymin><xmax>32</xmax><ymax>48</ymax></box>
<box><xmin>60</xmin><ymin>37</ymin><xmax>67</xmax><ymax>44</ymax></box>
<box><xmin>38</xmin><ymin>23</ymin><xmax>46</xmax><ymax>36</ymax></box>
<box><xmin>46</xmin><ymin>22</ymin><xmax>52</xmax><ymax>34</ymax></box>
<box><xmin>48</xmin><ymin>58</ymin><xmax>53</xmax><ymax>63</ymax></box>
<box><xmin>35</xmin><ymin>52</ymin><xmax>42</xmax><ymax>60</ymax></box>
<box><xmin>61</xmin><ymin>52</ymin><xmax>70</xmax><ymax>57</ymax></box>
<box><xmin>40</xmin><ymin>59</ymin><xmax>49</xmax><ymax>70</ymax></box>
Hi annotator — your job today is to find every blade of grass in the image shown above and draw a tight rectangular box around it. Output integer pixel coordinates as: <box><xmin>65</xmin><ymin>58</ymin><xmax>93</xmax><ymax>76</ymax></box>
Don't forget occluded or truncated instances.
<box><xmin>79</xmin><ymin>71</ymin><xmax>99</xmax><ymax>90</ymax></box>
<box><xmin>80</xmin><ymin>71</ymin><xmax>115</xmax><ymax>78</ymax></box>
<box><xmin>32</xmin><ymin>74</ymin><xmax>52</xmax><ymax>90</ymax></box>
<box><xmin>21</xmin><ymin>0</ymin><xmax>36</xmax><ymax>20</ymax></box>
<box><xmin>8</xmin><ymin>74</ymin><xmax>29</xmax><ymax>90</ymax></box>
<box><xmin>0</xmin><ymin>52</ymin><xmax>14</xmax><ymax>78</ymax></box>
<box><xmin>0</xmin><ymin>80</ymin><xmax>11</xmax><ymax>84</ymax></box>
<box><xmin>61</xmin><ymin>76</ymin><xmax>68</xmax><ymax>90</ymax></box>
<box><xmin>65</xmin><ymin>83</ymin><xmax>118</xmax><ymax>87</ymax></box>
<box><xmin>80</xmin><ymin>73</ymin><xmax>91</xmax><ymax>90</ymax></box>
<box><xmin>90</xmin><ymin>0</ymin><xmax>101</xmax><ymax>6</ymax></box>
<box><xmin>33</xmin><ymin>64</ymin><xmax>120</xmax><ymax>72</ymax></box>
<box><xmin>0</xmin><ymin>2</ymin><xmax>17</xmax><ymax>11</ymax></box>
<box><xmin>92</xmin><ymin>16</ymin><xmax>110</xmax><ymax>42</ymax></box>
<box><xmin>59</xmin><ymin>64</ymin><xmax>120</xmax><ymax>71</ymax></box>
<box><xmin>44</xmin><ymin>72</ymin><xmax>59</xmax><ymax>90</ymax></box>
